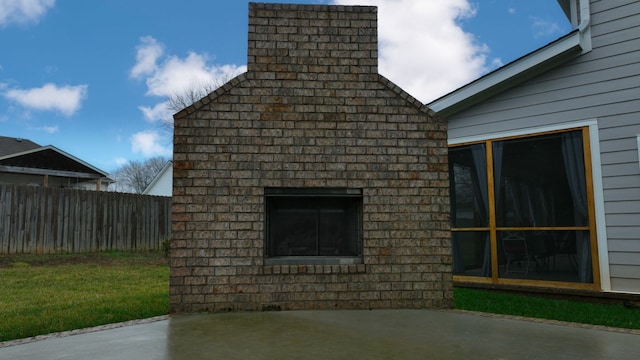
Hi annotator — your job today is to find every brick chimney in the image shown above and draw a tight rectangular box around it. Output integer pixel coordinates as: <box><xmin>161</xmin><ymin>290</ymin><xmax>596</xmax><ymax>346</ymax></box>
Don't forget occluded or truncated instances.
<box><xmin>247</xmin><ymin>2</ymin><xmax>378</xmax><ymax>80</ymax></box>
<box><xmin>170</xmin><ymin>2</ymin><xmax>451</xmax><ymax>313</ymax></box>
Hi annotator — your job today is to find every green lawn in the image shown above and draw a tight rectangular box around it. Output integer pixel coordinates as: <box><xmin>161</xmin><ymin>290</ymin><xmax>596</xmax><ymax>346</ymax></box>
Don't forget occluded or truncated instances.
<box><xmin>2</xmin><ymin>252</ymin><xmax>639</xmax><ymax>343</ymax></box>
<box><xmin>454</xmin><ymin>287</ymin><xmax>640</xmax><ymax>330</ymax></box>
<box><xmin>0</xmin><ymin>252</ymin><xmax>168</xmax><ymax>342</ymax></box>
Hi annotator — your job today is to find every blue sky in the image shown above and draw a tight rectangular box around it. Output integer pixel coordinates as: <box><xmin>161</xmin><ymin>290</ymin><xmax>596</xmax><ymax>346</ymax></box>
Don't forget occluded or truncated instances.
<box><xmin>0</xmin><ymin>0</ymin><xmax>570</xmax><ymax>174</ymax></box>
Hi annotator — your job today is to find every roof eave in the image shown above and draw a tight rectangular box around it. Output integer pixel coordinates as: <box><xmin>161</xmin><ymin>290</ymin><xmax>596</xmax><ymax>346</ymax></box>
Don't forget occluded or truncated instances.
<box><xmin>0</xmin><ymin>165</ymin><xmax>105</xmax><ymax>179</ymax></box>
<box><xmin>428</xmin><ymin>29</ymin><xmax>583</xmax><ymax>118</ymax></box>
<box><xmin>0</xmin><ymin>145</ymin><xmax>110</xmax><ymax>177</ymax></box>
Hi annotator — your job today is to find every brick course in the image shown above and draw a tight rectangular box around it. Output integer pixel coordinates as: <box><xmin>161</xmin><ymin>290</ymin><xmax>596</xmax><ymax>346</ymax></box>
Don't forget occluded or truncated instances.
<box><xmin>170</xmin><ymin>2</ymin><xmax>452</xmax><ymax>313</ymax></box>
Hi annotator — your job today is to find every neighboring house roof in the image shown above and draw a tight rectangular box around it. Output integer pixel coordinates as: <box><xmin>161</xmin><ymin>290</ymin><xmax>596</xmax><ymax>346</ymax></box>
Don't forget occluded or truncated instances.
<box><xmin>429</xmin><ymin>0</ymin><xmax>591</xmax><ymax>118</ymax></box>
<box><xmin>143</xmin><ymin>160</ymin><xmax>172</xmax><ymax>196</ymax></box>
<box><xmin>0</xmin><ymin>136</ymin><xmax>110</xmax><ymax>180</ymax></box>
<box><xmin>0</xmin><ymin>136</ymin><xmax>40</xmax><ymax>156</ymax></box>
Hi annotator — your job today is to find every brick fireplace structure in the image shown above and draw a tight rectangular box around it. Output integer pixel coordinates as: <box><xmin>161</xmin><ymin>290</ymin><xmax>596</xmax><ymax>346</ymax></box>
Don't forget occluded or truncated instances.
<box><xmin>170</xmin><ymin>2</ymin><xmax>451</xmax><ymax>313</ymax></box>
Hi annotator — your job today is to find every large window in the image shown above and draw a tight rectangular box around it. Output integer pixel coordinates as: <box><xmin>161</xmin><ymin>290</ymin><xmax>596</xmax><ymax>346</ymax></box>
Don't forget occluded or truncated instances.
<box><xmin>449</xmin><ymin>129</ymin><xmax>599</xmax><ymax>288</ymax></box>
<box><xmin>265</xmin><ymin>188</ymin><xmax>362</xmax><ymax>264</ymax></box>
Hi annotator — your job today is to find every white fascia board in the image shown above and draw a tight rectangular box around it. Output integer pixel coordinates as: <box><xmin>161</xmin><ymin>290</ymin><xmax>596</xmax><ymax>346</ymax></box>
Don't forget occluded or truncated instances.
<box><xmin>429</xmin><ymin>31</ymin><xmax>582</xmax><ymax>116</ymax></box>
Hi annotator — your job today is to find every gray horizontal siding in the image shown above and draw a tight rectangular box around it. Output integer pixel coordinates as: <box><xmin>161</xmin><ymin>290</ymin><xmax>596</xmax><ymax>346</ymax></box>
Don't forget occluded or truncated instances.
<box><xmin>599</xmin><ymin>113</ymin><xmax>640</xmax><ymax>138</ymax></box>
<box><xmin>591</xmin><ymin>0</ymin><xmax>633</xmax><ymax>15</ymax></box>
<box><xmin>607</xmin><ymin>226</ymin><xmax>640</xmax><ymax>240</ymax></box>
<box><xmin>609</xmin><ymin>252</ymin><xmax>640</xmax><ymax>266</ymax></box>
<box><xmin>600</xmin><ymin>150</ymin><xmax>638</xmax><ymax>168</ymax></box>
<box><xmin>610</xmin><ymin>278</ymin><xmax>640</xmax><ymax>293</ymax></box>
<box><xmin>604</xmin><ymin>188</ymin><xmax>640</xmax><ymax>201</ymax></box>
<box><xmin>608</xmin><ymin>239</ymin><xmax>640</xmax><ymax>251</ymax></box>
<box><xmin>609</xmin><ymin>265</ymin><xmax>640</xmax><ymax>279</ymax></box>
<box><xmin>605</xmin><ymin>201</ymin><xmax>640</xmax><ymax>214</ymax></box>
<box><xmin>599</xmin><ymin>137</ymin><xmax>636</xmax><ymax>152</ymax></box>
<box><xmin>605</xmin><ymin>214</ymin><xmax>640</xmax><ymax>227</ymax></box>
<box><xmin>602</xmin><ymin>175</ymin><xmax>640</xmax><ymax>190</ymax></box>
<box><xmin>447</xmin><ymin>0</ymin><xmax>640</xmax><ymax>293</ymax></box>
<box><xmin>591</xmin><ymin>1</ymin><xmax>640</xmax><ymax>37</ymax></box>
<box><xmin>601</xmin><ymin>163</ymin><xmax>637</xmax><ymax>177</ymax></box>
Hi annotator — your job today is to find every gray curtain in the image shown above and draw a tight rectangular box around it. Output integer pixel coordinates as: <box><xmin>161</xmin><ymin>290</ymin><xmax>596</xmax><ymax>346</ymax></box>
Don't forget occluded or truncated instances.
<box><xmin>452</xmin><ymin>233</ymin><xmax>466</xmax><ymax>273</ymax></box>
<box><xmin>451</xmin><ymin>144</ymin><xmax>490</xmax><ymax>276</ymax></box>
<box><xmin>561</xmin><ymin>131</ymin><xmax>593</xmax><ymax>283</ymax></box>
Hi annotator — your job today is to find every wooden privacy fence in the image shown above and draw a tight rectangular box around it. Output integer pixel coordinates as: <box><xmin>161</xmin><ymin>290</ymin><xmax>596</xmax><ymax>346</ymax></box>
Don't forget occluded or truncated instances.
<box><xmin>0</xmin><ymin>184</ymin><xmax>171</xmax><ymax>254</ymax></box>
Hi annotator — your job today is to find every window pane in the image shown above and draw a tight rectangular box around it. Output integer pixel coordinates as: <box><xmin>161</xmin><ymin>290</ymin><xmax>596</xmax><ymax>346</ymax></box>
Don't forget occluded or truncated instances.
<box><xmin>452</xmin><ymin>231</ymin><xmax>491</xmax><ymax>277</ymax></box>
<box><xmin>498</xmin><ymin>230</ymin><xmax>592</xmax><ymax>283</ymax></box>
<box><xmin>318</xmin><ymin>201</ymin><xmax>359</xmax><ymax>256</ymax></box>
<box><xmin>269</xmin><ymin>200</ymin><xmax>317</xmax><ymax>256</ymax></box>
<box><xmin>493</xmin><ymin>131</ymin><xmax>588</xmax><ymax>227</ymax></box>
<box><xmin>449</xmin><ymin>144</ymin><xmax>489</xmax><ymax>228</ymax></box>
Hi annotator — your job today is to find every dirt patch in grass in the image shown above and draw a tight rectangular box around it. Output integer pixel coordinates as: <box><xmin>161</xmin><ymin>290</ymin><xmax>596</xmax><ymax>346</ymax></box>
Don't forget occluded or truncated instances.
<box><xmin>0</xmin><ymin>251</ymin><xmax>168</xmax><ymax>268</ymax></box>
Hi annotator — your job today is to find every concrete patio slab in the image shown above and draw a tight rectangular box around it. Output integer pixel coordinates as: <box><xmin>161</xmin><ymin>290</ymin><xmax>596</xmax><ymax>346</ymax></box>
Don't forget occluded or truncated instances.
<box><xmin>1</xmin><ymin>310</ymin><xmax>639</xmax><ymax>359</ymax></box>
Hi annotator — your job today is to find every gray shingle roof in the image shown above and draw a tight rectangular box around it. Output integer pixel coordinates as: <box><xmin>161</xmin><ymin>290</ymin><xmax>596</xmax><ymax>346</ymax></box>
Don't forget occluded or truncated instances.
<box><xmin>0</xmin><ymin>136</ymin><xmax>41</xmax><ymax>157</ymax></box>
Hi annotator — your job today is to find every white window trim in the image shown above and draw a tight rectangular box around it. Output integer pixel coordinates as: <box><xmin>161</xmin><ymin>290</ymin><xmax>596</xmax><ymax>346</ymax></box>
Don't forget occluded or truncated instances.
<box><xmin>449</xmin><ymin>119</ymin><xmax>611</xmax><ymax>292</ymax></box>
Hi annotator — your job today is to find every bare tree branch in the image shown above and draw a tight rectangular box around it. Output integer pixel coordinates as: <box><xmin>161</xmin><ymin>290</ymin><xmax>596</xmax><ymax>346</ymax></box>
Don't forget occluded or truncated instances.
<box><xmin>164</xmin><ymin>74</ymin><xmax>238</xmax><ymax>130</ymax></box>
<box><xmin>167</xmin><ymin>80</ymin><xmax>219</xmax><ymax>113</ymax></box>
<box><xmin>109</xmin><ymin>156</ymin><xmax>170</xmax><ymax>194</ymax></box>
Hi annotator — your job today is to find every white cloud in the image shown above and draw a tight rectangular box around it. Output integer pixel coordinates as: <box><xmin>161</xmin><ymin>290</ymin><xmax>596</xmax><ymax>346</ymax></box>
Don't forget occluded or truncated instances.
<box><xmin>3</xmin><ymin>83</ymin><xmax>87</xmax><ymax>116</ymax></box>
<box><xmin>130</xmin><ymin>36</ymin><xmax>163</xmax><ymax>79</ymax></box>
<box><xmin>114</xmin><ymin>157</ymin><xmax>128</xmax><ymax>166</ymax></box>
<box><xmin>130</xmin><ymin>1</ymin><xmax>498</xmax><ymax>117</ymax></box>
<box><xmin>145</xmin><ymin>53</ymin><xmax>245</xmax><ymax>98</ymax></box>
<box><xmin>139</xmin><ymin>101</ymin><xmax>172</xmax><ymax>123</ymax></box>
<box><xmin>30</xmin><ymin>124</ymin><xmax>59</xmax><ymax>133</ymax></box>
<box><xmin>332</xmin><ymin>0</ymin><xmax>490</xmax><ymax>103</ymax></box>
<box><xmin>508</xmin><ymin>8</ymin><xmax>516</xmax><ymax>15</ymax></box>
<box><xmin>531</xmin><ymin>17</ymin><xmax>563</xmax><ymax>38</ymax></box>
<box><xmin>490</xmin><ymin>58</ymin><xmax>504</xmax><ymax>69</ymax></box>
<box><xmin>130</xmin><ymin>130</ymin><xmax>171</xmax><ymax>157</ymax></box>
<box><xmin>145</xmin><ymin>52</ymin><xmax>213</xmax><ymax>97</ymax></box>
<box><xmin>130</xmin><ymin>36</ymin><xmax>246</xmax><ymax>123</ymax></box>
<box><xmin>0</xmin><ymin>0</ymin><xmax>55</xmax><ymax>27</ymax></box>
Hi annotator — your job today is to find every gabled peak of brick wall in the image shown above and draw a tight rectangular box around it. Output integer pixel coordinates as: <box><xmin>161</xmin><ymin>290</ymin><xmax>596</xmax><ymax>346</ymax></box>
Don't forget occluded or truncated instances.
<box><xmin>247</xmin><ymin>2</ymin><xmax>378</xmax><ymax>77</ymax></box>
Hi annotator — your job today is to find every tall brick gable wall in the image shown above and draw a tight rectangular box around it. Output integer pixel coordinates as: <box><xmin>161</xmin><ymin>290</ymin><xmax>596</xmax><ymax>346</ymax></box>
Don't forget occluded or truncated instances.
<box><xmin>170</xmin><ymin>2</ymin><xmax>452</xmax><ymax>313</ymax></box>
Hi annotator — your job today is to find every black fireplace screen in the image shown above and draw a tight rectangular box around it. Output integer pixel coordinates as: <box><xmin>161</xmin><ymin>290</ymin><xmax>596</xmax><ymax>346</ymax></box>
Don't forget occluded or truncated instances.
<box><xmin>265</xmin><ymin>188</ymin><xmax>362</xmax><ymax>258</ymax></box>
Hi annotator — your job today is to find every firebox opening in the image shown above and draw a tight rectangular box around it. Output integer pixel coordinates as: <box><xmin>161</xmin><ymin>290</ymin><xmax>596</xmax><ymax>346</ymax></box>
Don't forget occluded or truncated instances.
<box><xmin>265</xmin><ymin>188</ymin><xmax>363</xmax><ymax>265</ymax></box>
